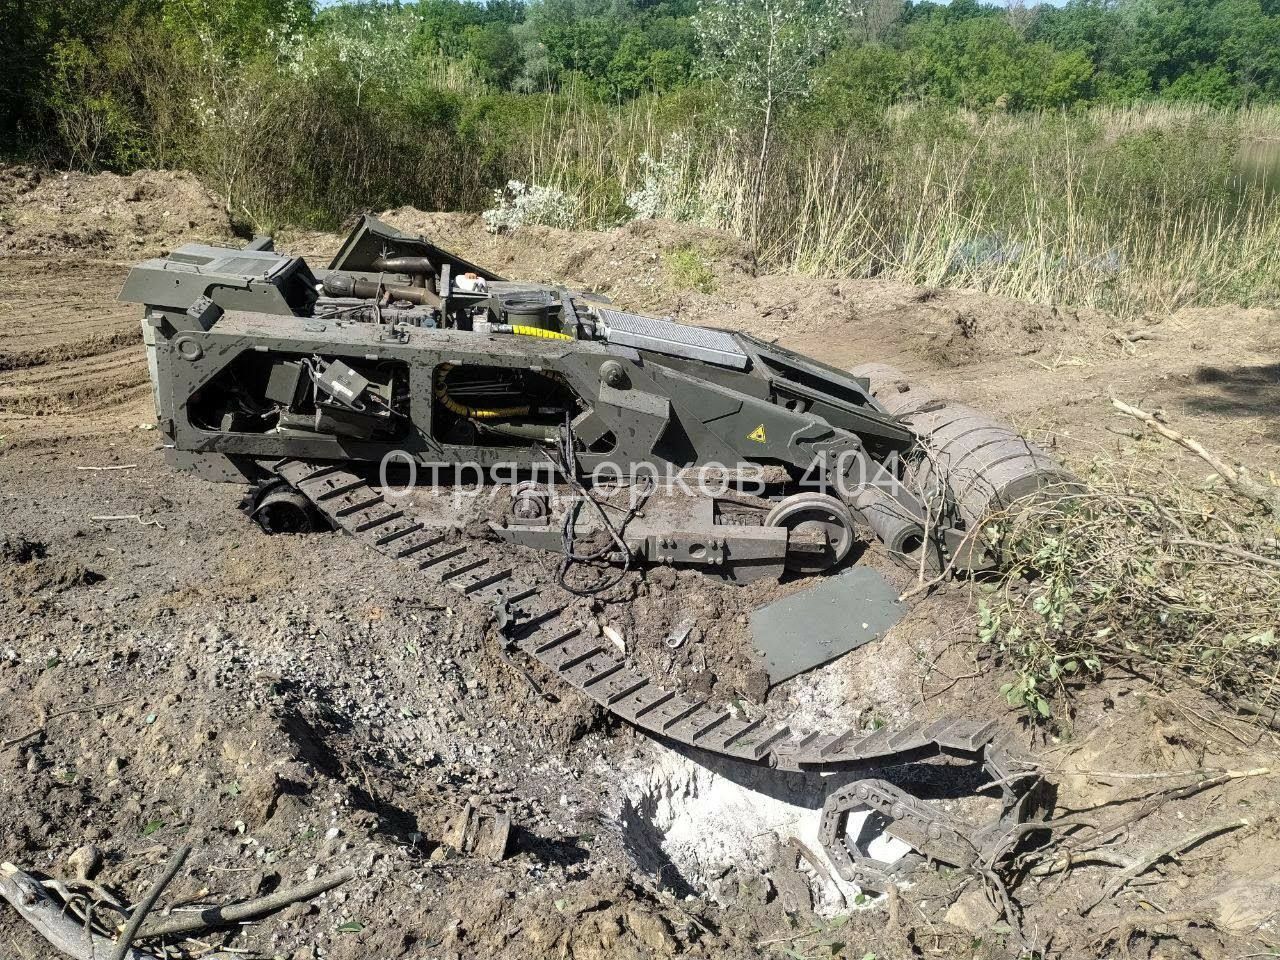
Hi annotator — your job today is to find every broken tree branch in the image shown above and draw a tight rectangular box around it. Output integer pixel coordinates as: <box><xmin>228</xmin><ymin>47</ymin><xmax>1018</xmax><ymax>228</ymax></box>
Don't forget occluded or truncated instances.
<box><xmin>112</xmin><ymin>846</ymin><xmax>190</xmax><ymax>960</ymax></box>
<box><xmin>134</xmin><ymin>867</ymin><xmax>355</xmax><ymax>941</ymax></box>
<box><xmin>0</xmin><ymin>862</ymin><xmax>235</xmax><ymax>960</ymax></box>
<box><xmin>1110</xmin><ymin>397</ymin><xmax>1280</xmax><ymax>519</ymax></box>
<box><xmin>1080</xmin><ymin>819</ymin><xmax>1249</xmax><ymax>914</ymax></box>
<box><xmin>2</xmin><ymin>697</ymin><xmax>135</xmax><ymax>751</ymax></box>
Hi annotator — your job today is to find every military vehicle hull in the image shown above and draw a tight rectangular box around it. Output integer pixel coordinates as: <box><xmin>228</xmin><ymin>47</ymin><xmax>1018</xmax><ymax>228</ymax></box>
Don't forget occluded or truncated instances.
<box><xmin>120</xmin><ymin>217</ymin><xmax>1068</xmax><ymax>890</ymax></box>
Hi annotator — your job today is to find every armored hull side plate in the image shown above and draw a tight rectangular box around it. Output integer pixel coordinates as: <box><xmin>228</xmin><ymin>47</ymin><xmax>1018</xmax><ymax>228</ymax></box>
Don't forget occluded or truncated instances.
<box><xmin>750</xmin><ymin>566</ymin><xmax>905</xmax><ymax>685</ymax></box>
<box><xmin>598</xmin><ymin>308</ymin><xmax>749</xmax><ymax>370</ymax></box>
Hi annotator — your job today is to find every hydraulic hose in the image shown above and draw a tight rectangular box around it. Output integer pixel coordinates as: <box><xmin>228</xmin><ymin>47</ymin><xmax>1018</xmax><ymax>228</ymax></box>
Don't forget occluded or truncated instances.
<box><xmin>434</xmin><ymin>363</ymin><xmax>531</xmax><ymax>420</ymax></box>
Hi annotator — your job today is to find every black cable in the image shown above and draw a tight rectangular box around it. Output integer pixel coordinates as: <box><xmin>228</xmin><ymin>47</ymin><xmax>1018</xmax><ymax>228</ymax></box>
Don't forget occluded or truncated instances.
<box><xmin>546</xmin><ymin>415</ymin><xmax>652</xmax><ymax>596</ymax></box>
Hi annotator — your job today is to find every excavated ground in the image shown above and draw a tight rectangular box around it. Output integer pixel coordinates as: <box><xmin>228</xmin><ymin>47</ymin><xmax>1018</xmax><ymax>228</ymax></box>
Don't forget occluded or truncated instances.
<box><xmin>2</xmin><ymin>166</ymin><xmax>1280</xmax><ymax>960</ymax></box>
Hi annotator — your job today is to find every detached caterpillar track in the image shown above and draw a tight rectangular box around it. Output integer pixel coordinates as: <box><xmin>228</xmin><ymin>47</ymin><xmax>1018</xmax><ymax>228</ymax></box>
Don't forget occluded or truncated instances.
<box><xmin>274</xmin><ymin>458</ymin><xmax>1044</xmax><ymax>889</ymax></box>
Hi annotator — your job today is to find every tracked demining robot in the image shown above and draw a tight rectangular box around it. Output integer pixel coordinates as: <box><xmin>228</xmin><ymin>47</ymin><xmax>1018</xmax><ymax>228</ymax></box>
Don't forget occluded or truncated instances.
<box><xmin>120</xmin><ymin>216</ymin><xmax>1075</xmax><ymax>891</ymax></box>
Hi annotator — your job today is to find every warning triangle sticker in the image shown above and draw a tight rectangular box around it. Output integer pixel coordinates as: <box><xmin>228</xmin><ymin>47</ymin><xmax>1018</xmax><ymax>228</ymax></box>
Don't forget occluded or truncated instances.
<box><xmin>748</xmin><ymin>424</ymin><xmax>767</xmax><ymax>443</ymax></box>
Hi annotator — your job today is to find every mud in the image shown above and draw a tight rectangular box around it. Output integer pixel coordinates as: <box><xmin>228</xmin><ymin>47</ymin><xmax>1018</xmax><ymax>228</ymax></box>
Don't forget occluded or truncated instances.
<box><xmin>2</xmin><ymin>166</ymin><xmax>1279</xmax><ymax>960</ymax></box>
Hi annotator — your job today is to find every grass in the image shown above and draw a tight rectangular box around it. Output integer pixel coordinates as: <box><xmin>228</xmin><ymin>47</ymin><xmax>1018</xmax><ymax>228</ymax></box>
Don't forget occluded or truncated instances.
<box><xmin>508</xmin><ymin>100</ymin><xmax>1280</xmax><ymax>319</ymax></box>
<box><xmin>663</xmin><ymin>245</ymin><xmax>717</xmax><ymax>293</ymax></box>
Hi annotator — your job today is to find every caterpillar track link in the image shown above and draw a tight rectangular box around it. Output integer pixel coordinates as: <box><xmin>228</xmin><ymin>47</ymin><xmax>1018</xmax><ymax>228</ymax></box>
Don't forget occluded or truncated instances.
<box><xmin>274</xmin><ymin>458</ymin><xmax>1042</xmax><ymax>889</ymax></box>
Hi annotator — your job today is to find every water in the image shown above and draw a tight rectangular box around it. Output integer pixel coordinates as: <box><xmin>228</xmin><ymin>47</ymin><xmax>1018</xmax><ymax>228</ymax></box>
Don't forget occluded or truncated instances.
<box><xmin>1231</xmin><ymin>139</ymin><xmax>1280</xmax><ymax>200</ymax></box>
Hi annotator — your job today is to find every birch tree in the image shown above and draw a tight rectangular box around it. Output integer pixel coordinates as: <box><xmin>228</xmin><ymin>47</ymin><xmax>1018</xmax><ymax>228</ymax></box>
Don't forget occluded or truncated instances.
<box><xmin>696</xmin><ymin>0</ymin><xmax>839</xmax><ymax>233</ymax></box>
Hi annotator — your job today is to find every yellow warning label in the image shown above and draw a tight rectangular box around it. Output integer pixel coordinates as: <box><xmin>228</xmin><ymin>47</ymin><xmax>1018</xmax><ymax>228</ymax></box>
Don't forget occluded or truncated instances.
<box><xmin>747</xmin><ymin>424</ymin><xmax>768</xmax><ymax>443</ymax></box>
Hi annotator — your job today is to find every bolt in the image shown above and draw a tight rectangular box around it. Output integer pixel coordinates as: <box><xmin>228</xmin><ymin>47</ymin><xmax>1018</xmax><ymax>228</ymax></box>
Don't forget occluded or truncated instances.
<box><xmin>600</xmin><ymin>360</ymin><xmax>627</xmax><ymax>388</ymax></box>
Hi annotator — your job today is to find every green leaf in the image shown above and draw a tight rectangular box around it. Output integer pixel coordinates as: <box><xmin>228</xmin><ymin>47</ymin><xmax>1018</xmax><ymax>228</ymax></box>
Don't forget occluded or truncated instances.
<box><xmin>337</xmin><ymin>921</ymin><xmax>365</xmax><ymax>934</ymax></box>
<box><xmin>142</xmin><ymin>820</ymin><xmax>164</xmax><ymax>836</ymax></box>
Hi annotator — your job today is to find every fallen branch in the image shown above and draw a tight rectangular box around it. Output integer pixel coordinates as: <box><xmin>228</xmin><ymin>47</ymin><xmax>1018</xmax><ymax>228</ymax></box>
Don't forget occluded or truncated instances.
<box><xmin>75</xmin><ymin>464</ymin><xmax>138</xmax><ymax>472</ymax></box>
<box><xmin>1029</xmin><ymin>850</ymin><xmax>1131</xmax><ymax>878</ymax></box>
<box><xmin>987</xmin><ymin>768</ymin><xmax>1270</xmax><ymax>867</ymax></box>
<box><xmin>1080</xmin><ymin>819</ymin><xmax>1249</xmax><ymax>914</ymax></box>
<box><xmin>1169</xmin><ymin>537</ymin><xmax>1280</xmax><ymax>571</ymax></box>
<box><xmin>134</xmin><ymin>867</ymin><xmax>355</xmax><ymax>941</ymax></box>
<box><xmin>0</xmin><ymin>862</ymin><xmax>234</xmax><ymax>960</ymax></box>
<box><xmin>1092</xmin><ymin>910</ymin><xmax>1217</xmax><ymax>953</ymax></box>
<box><xmin>112</xmin><ymin>846</ymin><xmax>190</xmax><ymax>960</ymax></box>
<box><xmin>1110</xmin><ymin>397</ymin><xmax>1280</xmax><ymax>519</ymax></box>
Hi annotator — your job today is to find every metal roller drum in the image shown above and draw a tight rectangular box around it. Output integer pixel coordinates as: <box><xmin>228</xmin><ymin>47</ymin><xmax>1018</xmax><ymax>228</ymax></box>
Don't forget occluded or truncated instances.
<box><xmin>850</xmin><ymin>363</ymin><xmax>1078</xmax><ymax>531</ymax></box>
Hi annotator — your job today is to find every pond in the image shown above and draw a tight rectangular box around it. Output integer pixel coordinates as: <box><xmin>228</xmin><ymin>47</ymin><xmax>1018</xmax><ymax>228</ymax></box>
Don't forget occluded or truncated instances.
<box><xmin>1232</xmin><ymin>138</ymin><xmax>1280</xmax><ymax>198</ymax></box>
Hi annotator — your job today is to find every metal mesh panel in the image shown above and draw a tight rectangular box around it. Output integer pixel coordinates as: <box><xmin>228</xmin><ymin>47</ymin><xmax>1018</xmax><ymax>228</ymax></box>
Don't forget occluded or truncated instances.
<box><xmin>598</xmin><ymin>308</ymin><xmax>749</xmax><ymax>370</ymax></box>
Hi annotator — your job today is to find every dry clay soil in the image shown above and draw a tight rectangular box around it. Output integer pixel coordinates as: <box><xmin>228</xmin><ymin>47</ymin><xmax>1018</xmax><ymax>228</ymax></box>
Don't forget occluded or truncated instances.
<box><xmin>2</xmin><ymin>166</ymin><xmax>1280</xmax><ymax>960</ymax></box>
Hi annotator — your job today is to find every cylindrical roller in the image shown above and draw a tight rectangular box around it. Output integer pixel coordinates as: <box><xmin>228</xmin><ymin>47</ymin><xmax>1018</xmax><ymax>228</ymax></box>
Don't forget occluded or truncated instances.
<box><xmin>853</xmin><ymin>489</ymin><xmax>925</xmax><ymax>555</ymax></box>
<box><xmin>371</xmin><ymin>255</ymin><xmax>437</xmax><ymax>287</ymax></box>
<box><xmin>850</xmin><ymin>363</ymin><xmax>1078</xmax><ymax>530</ymax></box>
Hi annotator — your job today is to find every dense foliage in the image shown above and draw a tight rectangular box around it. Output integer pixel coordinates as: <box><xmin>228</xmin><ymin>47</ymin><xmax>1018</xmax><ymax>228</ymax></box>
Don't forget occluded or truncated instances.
<box><xmin>8</xmin><ymin>0</ymin><xmax>1280</xmax><ymax>164</ymax></box>
<box><xmin>3</xmin><ymin>0</ymin><xmax>1278</xmax><ymax>322</ymax></box>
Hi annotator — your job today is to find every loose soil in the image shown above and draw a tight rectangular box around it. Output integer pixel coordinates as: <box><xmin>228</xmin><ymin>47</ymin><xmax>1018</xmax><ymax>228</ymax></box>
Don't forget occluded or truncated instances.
<box><xmin>2</xmin><ymin>168</ymin><xmax>1279</xmax><ymax>960</ymax></box>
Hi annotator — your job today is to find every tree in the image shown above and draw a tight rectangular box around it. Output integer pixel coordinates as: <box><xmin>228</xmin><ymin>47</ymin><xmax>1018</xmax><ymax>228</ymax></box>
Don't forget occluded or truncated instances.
<box><xmin>696</xmin><ymin>0</ymin><xmax>839</xmax><ymax>232</ymax></box>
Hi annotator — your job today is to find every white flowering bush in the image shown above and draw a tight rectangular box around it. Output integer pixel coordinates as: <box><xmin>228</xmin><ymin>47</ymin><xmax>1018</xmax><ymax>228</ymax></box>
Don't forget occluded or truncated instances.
<box><xmin>620</xmin><ymin>133</ymin><xmax>738</xmax><ymax>230</ymax></box>
<box><xmin>483</xmin><ymin>180</ymin><xmax>577</xmax><ymax>233</ymax></box>
<box><xmin>625</xmin><ymin>153</ymin><xmax>664</xmax><ymax>220</ymax></box>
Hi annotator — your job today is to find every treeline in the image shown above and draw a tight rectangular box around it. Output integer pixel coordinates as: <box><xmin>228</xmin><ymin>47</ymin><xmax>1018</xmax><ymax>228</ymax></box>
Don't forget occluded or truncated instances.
<box><xmin>7</xmin><ymin>0</ymin><xmax>1280</xmax><ymax>169</ymax></box>
<box><xmin>4</xmin><ymin>0</ymin><xmax>1279</xmax><ymax>323</ymax></box>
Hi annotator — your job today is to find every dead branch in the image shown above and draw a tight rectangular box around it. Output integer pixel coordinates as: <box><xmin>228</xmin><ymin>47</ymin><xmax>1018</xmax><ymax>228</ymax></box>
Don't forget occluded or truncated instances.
<box><xmin>112</xmin><ymin>846</ymin><xmax>190</xmax><ymax>960</ymax></box>
<box><xmin>785</xmin><ymin>837</ymin><xmax>846</xmax><ymax>909</ymax></box>
<box><xmin>1110</xmin><ymin>397</ymin><xmax>1280</xmax><ymax>518</ymax></box>
<box><xmin>0</xmin><ymin>863</ymin><xmax>235</xmax><ymax>960</ymax></box>
<box><xmin>134</xmin><ymin>867</ymin><xmax>355</xmax><ymax>941</ymax></box>
<box><xmin>1169</xmin><ymin>537</ymin><xmax>1280</xmax><ymax>571</ymax></box>
<box><xmin>1092</xmin><ymin>910</ymin><xmax>1218</xmax><ymax>954</ymax></box>
<box><xmin>986</xmin><ymin>768</ymin><xmax>1270</xmax><ymax>867</ymax></box>
<box><xmin>1074</xmin><ymin>767</ymin><xmax>1241</xmax><ymax>782</ymax></box>
<box><xmin>1029</xmin><ymin>850</ymin><xmax>1132</xmax><ymax>878</ymax></box>
<box><xmin>75</xmin><ymin>464</ymin><xmax>138</xmax><ymax>472</ymax></box>
<box><xmin>1080</xmin><ymin>818</ymin><xmax>1249</xmax><ymax>914</ymax></box>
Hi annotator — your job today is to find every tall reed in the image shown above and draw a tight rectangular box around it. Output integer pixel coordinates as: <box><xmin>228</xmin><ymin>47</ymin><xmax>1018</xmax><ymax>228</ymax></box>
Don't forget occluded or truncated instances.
<box><xmin>509</xmin><ymin>101</ymin><xmax>1280</xmax><ymax>318</ymax></box>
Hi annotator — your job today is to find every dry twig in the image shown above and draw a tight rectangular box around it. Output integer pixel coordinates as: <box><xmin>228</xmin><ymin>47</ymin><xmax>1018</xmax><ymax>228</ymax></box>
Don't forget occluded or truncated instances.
<box><xmin>0</xmin><ymin>862</ymin><xmax>234</xmax><ymax>960</ymax></box>
<box><xmin>112</xmin><ymin>846</ymin><xmax>190</xmax><ymax>960</ymax></box>
<box><xmin>134</xmin><ymin>867</ymin><xmax>355</xmax><ymax>941</ymax></box>
<box><xmin>1110</xmin><ymin>396</ymin><xmax>1280</xmax><ymax>518</ymax></box>
<box><xmin>90</xmin><ymin>515</ymin><xmax>165</xmax><ymax>529</ymax></box>
<box><xmin>1079</xmin><ymin>819</ymin><xmax>1249</xmax><ymax>914</ymax></box>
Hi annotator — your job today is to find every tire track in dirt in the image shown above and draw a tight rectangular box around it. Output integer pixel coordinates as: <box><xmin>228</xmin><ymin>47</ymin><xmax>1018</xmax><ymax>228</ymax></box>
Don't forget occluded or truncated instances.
<box><xmin>0</xmin><ymin>345</ymin><xmax>149</xmax><ymax>415</ymax></box>
<box><xmin>0</xmin><ymin>259</ymin><xmax>149</xmax><ymax>434</ymax></box>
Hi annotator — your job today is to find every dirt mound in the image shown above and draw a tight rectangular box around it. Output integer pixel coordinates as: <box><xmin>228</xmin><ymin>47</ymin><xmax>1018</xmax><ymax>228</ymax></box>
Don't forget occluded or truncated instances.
<box><xmin>377</xmin><ymin>209</ymin><xmax>757</xmax><ymax>313</ymax></box>
<box><xmin>0</xmin><ymin>165</ymin><xmax>232</xmax><ymax>260</ymax></box>
<box><xmin>330</xmin><ymin>210</ymin><xmax>1105</xmax><ymax>367</ymax></box>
